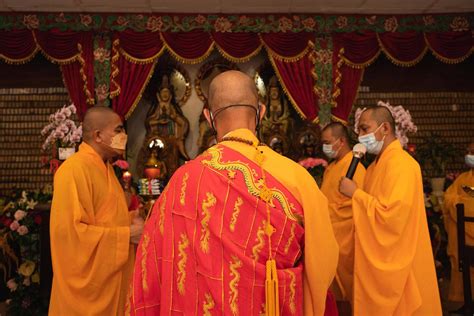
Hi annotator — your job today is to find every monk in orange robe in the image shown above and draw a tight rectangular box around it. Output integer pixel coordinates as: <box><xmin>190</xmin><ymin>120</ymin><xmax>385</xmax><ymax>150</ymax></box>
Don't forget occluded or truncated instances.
<box><xmin>128</xmin><ymin>71</ymin><xmax>339</xmax><ymax>316</ymax></box>
<box><xmin>443</xmin><ymin>141</ymin><xmax>474</xmax><ymax>303</ymax></box>
<box><xmin>339</xmin><ymin>106</ymin><xmax>442</xmax><ymax>315</ymax></box>
<box><xmin>49</xmin><ymin>107</ymin><xmax>144</xmax><ymax>315</ymax></box>
<box><xmin>321</xmin><ymin>122</ymin><xmax>365</xmax><ymax>309</ymax></box>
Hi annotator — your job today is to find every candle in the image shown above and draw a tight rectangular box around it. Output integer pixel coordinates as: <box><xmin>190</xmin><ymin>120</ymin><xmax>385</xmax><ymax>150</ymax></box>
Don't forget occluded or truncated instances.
<box><xmin>122</xmin><ymin>171</ymin><xmax>132</xmax><ymax>188</ymax></box>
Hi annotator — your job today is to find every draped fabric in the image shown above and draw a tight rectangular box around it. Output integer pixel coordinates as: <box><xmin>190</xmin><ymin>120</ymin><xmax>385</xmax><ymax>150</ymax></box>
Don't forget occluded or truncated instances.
<box><xmin>110</xmin><ymin>30</ymin><xmax>318</xmax><ymax>121</ymax></box>
<box><xmin>0</xmin><ymin>29</ymin><xmax>95</xmax><ymax>120</ymax></box>
<box><xmin>332</xmin><ymin>31</ymin><xmax>473</xmax><ymax>123</ymax></box>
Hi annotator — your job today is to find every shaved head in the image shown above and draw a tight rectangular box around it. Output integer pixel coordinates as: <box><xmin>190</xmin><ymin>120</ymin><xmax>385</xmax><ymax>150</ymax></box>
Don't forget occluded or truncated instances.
<box><xmin>82</xmin><ymin>106</ymin><xmax>120</xmax><ymax>142</ymax></box>
<box><xmin>322</xmin><ymin>122</ymin><xmax>350</xmax><ymax>142</ymax></box>
<box><xmin>362</xmin><ymin>106</ymin><xmax>396</xmax><ymax>135</ymax></box>
<box><xmin>208</xmin><ymin>70</ymin><xmax>259</xmax><ymax>112</ymax></box>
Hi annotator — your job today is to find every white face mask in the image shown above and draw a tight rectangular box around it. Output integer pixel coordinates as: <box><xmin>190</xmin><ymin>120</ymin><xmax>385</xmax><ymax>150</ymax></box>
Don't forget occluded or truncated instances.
<box><xmin>466</xmin><ymin>154</ymin><xmax>474</xmax><ymax>168</ymax></box>
<box><xmin>322</xmin><ymin>139</ymin><xmax>340</xmax><ymax>159</ymax></box>
<box><xmin>358</xmin><ymin>124</ymin><xmax>385</xmax><ymax>155</ymax></box>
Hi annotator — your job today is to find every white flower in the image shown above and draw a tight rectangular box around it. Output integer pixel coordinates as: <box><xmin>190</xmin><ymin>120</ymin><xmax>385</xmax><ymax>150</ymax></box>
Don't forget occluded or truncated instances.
<box><xmin>26</xmin><ymin>199</ymin><xmax>37</xmax><ymax>210</ymax></box>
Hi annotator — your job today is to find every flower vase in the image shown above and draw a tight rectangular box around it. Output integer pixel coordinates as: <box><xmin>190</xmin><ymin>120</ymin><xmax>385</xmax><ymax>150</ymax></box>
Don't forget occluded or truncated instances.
<box><xmin>58</xmin><ymin>147</ymin><xmax>75</xmax><ymax>160</ymax></box>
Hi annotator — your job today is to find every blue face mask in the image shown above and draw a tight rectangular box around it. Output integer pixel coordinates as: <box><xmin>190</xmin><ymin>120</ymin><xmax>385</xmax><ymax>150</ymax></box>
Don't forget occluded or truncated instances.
<box><xmin>358</xmin><ymin>124</ymin><xmax>385</xmax><ymax>155</ymax></box>
<box><xmin>466</xmin><ymin>154</ymin><xmax>474</xmax><ymax>168</ymax></box>
<box><xmin>322</xmin><ymin>139</ymin><xmax>341</xmax><ymax>159</ymax></box>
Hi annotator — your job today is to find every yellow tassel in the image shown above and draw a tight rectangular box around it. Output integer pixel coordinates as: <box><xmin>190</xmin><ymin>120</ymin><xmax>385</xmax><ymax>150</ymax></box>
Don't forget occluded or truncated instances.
<box><xmin>265</xmin><ymin>259</ymin><xmax>280</xmax><ymax>316</ymax></box>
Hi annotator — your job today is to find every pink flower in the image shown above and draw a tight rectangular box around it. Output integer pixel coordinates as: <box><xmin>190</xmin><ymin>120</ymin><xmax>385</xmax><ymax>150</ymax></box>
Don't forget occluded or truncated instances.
<box><xmin>94</xmin><ymin>48</ymin><xmax>111</xmax><ymax>63</ymax></box>
<box><xmin>214</xmin><ymin>17</ymin><xmax>232</xmax><ymax>32</ymax></box>
<box><xmin>299</xmin><ymin>158</ymin><xmax>328</xmax><ymax>169</ymax></box>
<box><xmin>80</xmin><ymin>14</ymin><xmax>93</xmax><ymax>27</ymax></box>
<box><xmin>278</xmin><ymin>17</ymin><xmax>293</xmax><ymax>32</ymax></box>
<box><xmin>113</xmin><ymin>160</ymin><xmax>129</xmax><ymax>170</ymax></box>
<box><xmin>146</xmin><ymin>16</ymin><xmax>163</xmax><ymax>32</ymax></box>
<box><xmin>17</xmin><ymin>225</ymin><xmax>29</xmax><ymax>236</ymax></box>
<box><xmin>14</xmin><ymin>210</ymin><xmax>27</xmax><ymax>221</ymax></box>
<box><xmin>450</xmin><ymin>17</ymin><xmax>469</xmax><ymax>32</ymax></box>
<box><xmin>195</xmin><ymin>15</ymin><xmax>207</xmax><ymax>25</ymax></box>
<box><xmin>9</xmin><ymin>221</ymin><xmax>19</xmax><ymax>231</ymax></box>
<box><xmin>7</xmin><ymin>279</ymin><xmax>17</xmax><ymax>291</ymax></box>
<box><xmin>23</xmin><ymin>15</ymin><xmax>39</xmax><ymax>29</ymax></box>
<box><xmin>302</xmin><ymin>17</ymin><xmax>316</xmax><ymax>29</ymax></box>
<box><xmin>384</xmin><ymin>17</ymin><xmax>398</xmax><ymax>32</ymax></box>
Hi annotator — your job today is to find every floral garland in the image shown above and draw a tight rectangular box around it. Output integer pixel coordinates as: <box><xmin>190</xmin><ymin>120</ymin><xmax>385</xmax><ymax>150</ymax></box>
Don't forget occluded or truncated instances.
<box><xmin>2</xmin><ymin>13</ymin><xmax>470</xmax><ymax>33</ymax></box>
<box><xmin>354</xmin><ymin>100</ymin><xmax>418</xmax><ymax>148</ymax></box>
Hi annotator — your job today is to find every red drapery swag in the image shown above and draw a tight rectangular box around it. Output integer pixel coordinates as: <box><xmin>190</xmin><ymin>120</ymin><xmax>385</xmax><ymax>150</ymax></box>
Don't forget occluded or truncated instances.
<box><xmin>331</xmin><ymin>30</ymin><xmax>473</xmax><ymax>123</ymax></box>
<box><xmin>110</xmin><ymin>30</ymin><xmax>319</xmax><ymax>121</ymax></box>
<box><xmin>0</xmin><ymin>29</ymin><xmax>95</xmax><ymax>120</ymax></box>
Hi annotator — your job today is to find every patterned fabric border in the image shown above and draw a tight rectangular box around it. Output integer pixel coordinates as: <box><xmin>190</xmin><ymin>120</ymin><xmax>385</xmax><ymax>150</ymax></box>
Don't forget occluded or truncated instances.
<box><xmin>1</xmin><ymin>13</ymin><xmax>471</xmax><ymax>33</ymax></box>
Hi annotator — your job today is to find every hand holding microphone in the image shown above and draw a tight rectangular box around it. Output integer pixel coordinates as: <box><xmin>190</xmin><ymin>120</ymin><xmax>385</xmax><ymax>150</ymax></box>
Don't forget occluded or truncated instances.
<box><xmin>339</xmin><ymin>143</ymin><xmax>367</xmax><ymax>197</ymax></box>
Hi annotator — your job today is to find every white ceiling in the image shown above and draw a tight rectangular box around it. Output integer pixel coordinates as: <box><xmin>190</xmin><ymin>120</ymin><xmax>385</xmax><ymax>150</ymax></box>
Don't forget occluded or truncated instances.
<box><xmin>0</xmin><ymin>0</ymin><xmax>473</xmax><ymax>14</ymax></box>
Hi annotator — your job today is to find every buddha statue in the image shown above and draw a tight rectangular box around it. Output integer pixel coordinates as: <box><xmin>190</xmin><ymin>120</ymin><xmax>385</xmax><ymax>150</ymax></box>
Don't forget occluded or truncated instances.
<box><xmin>260</xmin><ymin>76</ymin><xmax>292</xmax><ymax>154</ymax></box>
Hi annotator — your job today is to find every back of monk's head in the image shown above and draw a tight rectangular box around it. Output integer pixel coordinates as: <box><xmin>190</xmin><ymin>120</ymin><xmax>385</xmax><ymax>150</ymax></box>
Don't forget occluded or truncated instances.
<box><xmin>322</xmin><ymin>122</ymin><xmax>350</xmax><ymax>143</ymax></box>
<box><xmin>208</xmin><ymin>70</ymin><xmax>259</xmax><ymax>120</ymax></box>
<box><xmin>363</xmin><ymin>105</ymin><xmax>396</xmax><ymax>135</ymax></box>
<box><xmin>82</xmin><ymin>106</ymin><xmax>119</xmax><ymax>143</ymax></box>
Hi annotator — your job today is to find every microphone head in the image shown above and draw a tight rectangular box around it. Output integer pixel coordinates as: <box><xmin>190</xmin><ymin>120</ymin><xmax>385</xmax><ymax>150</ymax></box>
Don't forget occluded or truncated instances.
<box><xmin>353</xmin><ymin>143</ymin><xmax>367</xmax><ymax>158</ymax></box>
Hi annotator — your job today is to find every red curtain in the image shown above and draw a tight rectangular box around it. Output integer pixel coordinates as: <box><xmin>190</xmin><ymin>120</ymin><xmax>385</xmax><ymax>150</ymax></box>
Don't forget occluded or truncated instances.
<box><xmin>112</xmin><ymin>30</ymin><xmax>317</xmax><ymax>121</ymax></box>
<box><xmin>331</xmin><ymin>31</ymin><xmax>473</xmax><ymax>123</ymax></box>
<box><xmin>0</xmin><ymin>29</ymin><xmax>94</xmax><ymax>120</ymax></box>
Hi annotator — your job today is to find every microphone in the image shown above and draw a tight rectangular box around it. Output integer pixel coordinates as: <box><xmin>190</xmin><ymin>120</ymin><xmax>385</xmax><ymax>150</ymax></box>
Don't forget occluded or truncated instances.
<box><xmin>345</xmin><ymin>143</ymin><xmax>367</xmax><ymax>180</ymax></box>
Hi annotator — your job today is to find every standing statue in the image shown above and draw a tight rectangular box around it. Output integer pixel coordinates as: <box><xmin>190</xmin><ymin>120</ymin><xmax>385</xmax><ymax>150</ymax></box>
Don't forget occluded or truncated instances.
<box><xmin>260</xmin><ymin>76</ymin><xmax>292</xmax><ymax>154</ymax></box>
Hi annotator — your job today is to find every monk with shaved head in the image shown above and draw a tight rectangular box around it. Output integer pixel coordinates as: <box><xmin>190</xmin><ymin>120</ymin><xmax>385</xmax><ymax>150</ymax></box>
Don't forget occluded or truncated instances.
<box><xmin>129</xmin><ymin>70</ymin><xmax>339</xmax><ymax>316</ymax></box>
<box><xmin>320</xmin><ymin>122</ymin><xmax>366</xmax><ymax>311</ymax></box>
<box><xmin>339</xmin><ymin>105</ymin><xmax>442</xmax><ymax>315</ymax></box>
<box><xmin>49</xmin><ymin>106</ymin><xmax>144</xmax><ymax>315</ymax></box>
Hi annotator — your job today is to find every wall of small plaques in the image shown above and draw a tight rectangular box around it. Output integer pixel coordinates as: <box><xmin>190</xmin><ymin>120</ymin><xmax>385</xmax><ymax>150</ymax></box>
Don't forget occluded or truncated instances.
<box><xmin>0</xmin><ymin>88</ymin><xmax>70</xmax><ymax>193</ymax></box>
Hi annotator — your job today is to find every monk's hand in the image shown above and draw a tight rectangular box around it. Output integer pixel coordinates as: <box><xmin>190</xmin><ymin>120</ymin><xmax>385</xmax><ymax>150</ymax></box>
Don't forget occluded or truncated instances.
<box><xmin>130</xmin><ymin>214</ymin><xmax>145</xmax><ymax>245</ymax></box>
<box><xmin>339</xmin><ymin>177</ymin><xmax>357</xmax><ymax>198</ymax></box>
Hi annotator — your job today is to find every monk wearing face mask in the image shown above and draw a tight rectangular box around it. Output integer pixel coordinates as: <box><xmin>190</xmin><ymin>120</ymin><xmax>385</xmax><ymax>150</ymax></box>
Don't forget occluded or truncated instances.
<box><xmin>339</xmin><ymin>105</ymin><xmax>442</xmax><ymax>315</ymax></box>
<box><xmin>443</xmin><ymin>141</ymin><xmax>474</xmax><ymax>309</ymax></box>
<box><xmin>49</xmin><ymin>106</ymin><xmax>144</xmax><ymax>316</ymax></box>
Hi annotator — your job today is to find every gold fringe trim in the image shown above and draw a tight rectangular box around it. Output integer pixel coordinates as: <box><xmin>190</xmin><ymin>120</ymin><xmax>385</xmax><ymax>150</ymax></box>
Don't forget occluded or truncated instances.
<box><xmin>342</xmin><ymin>49</ymin><xmax>381</xmax><ymax>69</ymax></box>
<box><xmin>215</xmin><ymin>42</ymin><xmax>262</xmax><ymax>63</ymax></box>
<box><xmin>0</xmin><ymin>47</ymin><xmax>39</xmax><ymax>65</ymax></box>
<box><xmin>266</xmin><ymin>49</ymin><xmax>308</xmax><ymax>121</ymax></box>
<box><xmin>124</xmin><ymin>60</ymin><xmax>158</xmax><ymax>119</ymax></box>
<box><xmin>376</xmin><ymin>33</ymin><xmax>428</xmax><ymax>67</ymax></box>
<box><xmin>161</xmin><ymin>32</ymin><xmax>215</xmax><ymax>64</ymax></box>
<box><xmin>330</xmin><ymin>67</ymin><xmax>365</xmax><ymax>125</ymax></box>
<box><xmin>332</xmin><ymin>47</ymin><xmax>344</xmax><ymax>106</ymax></box>
<box><xmin>32</xmin><ymin>31</ymin><xmax>79</xmax><ymax>65</ymax></box>
<box><xmin>424</xmin><ymin>33</ymin><xmax>474</xmax><ymax>64</ymax></box>
<box><xmin>119</xmin><ymin>46</ymin><xmax>165</xmax><ymax>64</ymax></box>
<box><xmin>77</xmin><ymin>43</ymin><xmax>95</xmax><ymax>105</ymax></box>
<box><xmin>110</xmin><ymin>38</ymin><xmax>121</xmax><ymax>99</ymax></box>
<box><xmin>308</xmin><ymin>41</ymin><xmax>320</xmax><ymax>124</ymax></box>
<box><xmin>260</xmin><ymin>33</ymin><xmax>310</xmax><ymax>62</ymax></box>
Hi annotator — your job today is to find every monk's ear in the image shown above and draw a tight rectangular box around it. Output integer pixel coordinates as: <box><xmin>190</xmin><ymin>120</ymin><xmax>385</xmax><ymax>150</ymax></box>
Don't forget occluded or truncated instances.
<box><xmin>382</xmin><ymin>122</ymin><xmax>390</xmax><ymax>135</ymax></box>
<box><xmin>258</xmin><ymin>103</ymin><xmax>266</xmax><ymax>121</ymax></box>
<box><xmin>203</xmin><ymin>108</ymin><xmax>212</xmax><ymax>128</ymax></box>
<box><xmin>93</xmin><ymin>129</ymin><xmax>103</xmax><ymax>144</ymax></box>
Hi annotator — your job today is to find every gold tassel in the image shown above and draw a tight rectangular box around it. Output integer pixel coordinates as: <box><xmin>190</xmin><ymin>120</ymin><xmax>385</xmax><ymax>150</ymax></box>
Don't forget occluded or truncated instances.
<box><xmin>265</xmin><ymin>259</ymin><xmax>280</xmax><ymax>316</ymax></box>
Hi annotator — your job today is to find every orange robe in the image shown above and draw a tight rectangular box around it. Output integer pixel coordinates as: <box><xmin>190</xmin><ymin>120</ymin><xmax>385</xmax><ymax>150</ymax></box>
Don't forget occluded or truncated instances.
<box><xmin>443</xmin><ymin>170</ymin><xmax>474</xmax><ymax>301</ymax></box>
<box><xmin>128</xmin><ymin>128</ymin><xmax>338</xmax><ymax>316</ymax></box>
<box><xmin>321</xmin><ymin>151</ymin><xmax>365</xmax><ymax>304</ymax></box>
<box><xmin>49</xmin><ymin>143</ymin><xmax>134</xmax><ymax>316</ymax></box>
<box><xmin>351</xmin><ymin>140</ymin><xmax>441</xmax><ymax>315</ymax></box>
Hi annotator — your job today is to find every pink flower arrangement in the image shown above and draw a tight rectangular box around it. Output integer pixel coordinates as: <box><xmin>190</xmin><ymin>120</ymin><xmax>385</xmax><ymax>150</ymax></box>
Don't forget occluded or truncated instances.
<box><xmin>113</xmin><ymin>160</ymin><xmax>130</xmax><ymax>170</ymax></box>
<box><xmin>41</xmin><ymin>103</ymin><xmax>82</xmax><ymax>151</ymax></box>
<box><xmin>354</xmin><ymin>100</ymin><xmax>417</xmax><ymax>148</ymax></box>
<box><xmin>298</xmin><ymin>157</ymin><xmax>328</xmax><ymax>169</ymax></box>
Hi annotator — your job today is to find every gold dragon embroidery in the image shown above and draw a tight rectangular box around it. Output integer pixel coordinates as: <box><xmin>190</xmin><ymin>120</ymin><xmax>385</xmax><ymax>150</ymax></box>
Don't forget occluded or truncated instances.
<box><xmin>158</xmin><ymin>193</ymin><xmax>167</xmax><ymax>235</ymax></box>
<box><xmin>229</xmin><ymin>197</ymin><xmax>243</xmax><ymax>232</ymax></box>
<box><xmin>140</xmin><ymin>232</ymin><xmax>150</xmax><ymax>292</ymax></box>
<box><xmin>229</xmin><ymin>255</ymin><xmax>242</xmax><ymax>315</ymax></box>
<box><xmin>203</xmin><ymin>293</ymin><xmax>215</xmax><ymax>315</ymax></box>
<box><xmin>252</xmin><ymin>220</ymin><xmax>266</xmax><ymax>261</ymax></box>
<box><xmin>179</xmin><ymin>172</ymin><xmax>189</xmax><ymax>206</ymax></box>
<box><xmin>288</xmin><ymin>270</ymin><xmax>296</xmax><ymax>314</ymax></box>
<box><xmin>284</xmin><ymin>223</ymin><xmax>296</xmax><ymax>255</ymax></box>
<box><xmin>177</xmin><ymin>233</ymin><xmax>189</xmax><ymax>295</ymax></box>
<box><xmin>200</xmin><ymin>192</ymin><xmax>216</xmax><ymax>253</ymax></box>
<box><xmin>202</xmin><ymin>147</ymin><xmax>298</xmax><ymax>221</ymax></box>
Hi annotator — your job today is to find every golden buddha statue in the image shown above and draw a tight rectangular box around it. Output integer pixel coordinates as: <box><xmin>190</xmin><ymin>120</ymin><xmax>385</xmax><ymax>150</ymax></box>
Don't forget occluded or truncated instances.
<box><xmin>260</xmin><ymin>76</ymin><xmax>292</xmax><ymax>154</ymax></box>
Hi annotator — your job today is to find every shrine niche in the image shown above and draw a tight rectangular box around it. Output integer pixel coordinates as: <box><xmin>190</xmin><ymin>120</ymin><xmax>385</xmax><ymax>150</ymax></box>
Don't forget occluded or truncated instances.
<box><xmin>136</xmin><ymin>71</ymin><xmax>191</xmax><ymax>182</ymax></box>
<box><xmin>295</xmin><ymin>123</ymin><xmax>322</xmax><ymax>161</ymax></box>
<box><xmin>196</xmin><ymin>58</ymin><xmax>239</xmax><ymax>154</ymax></box>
